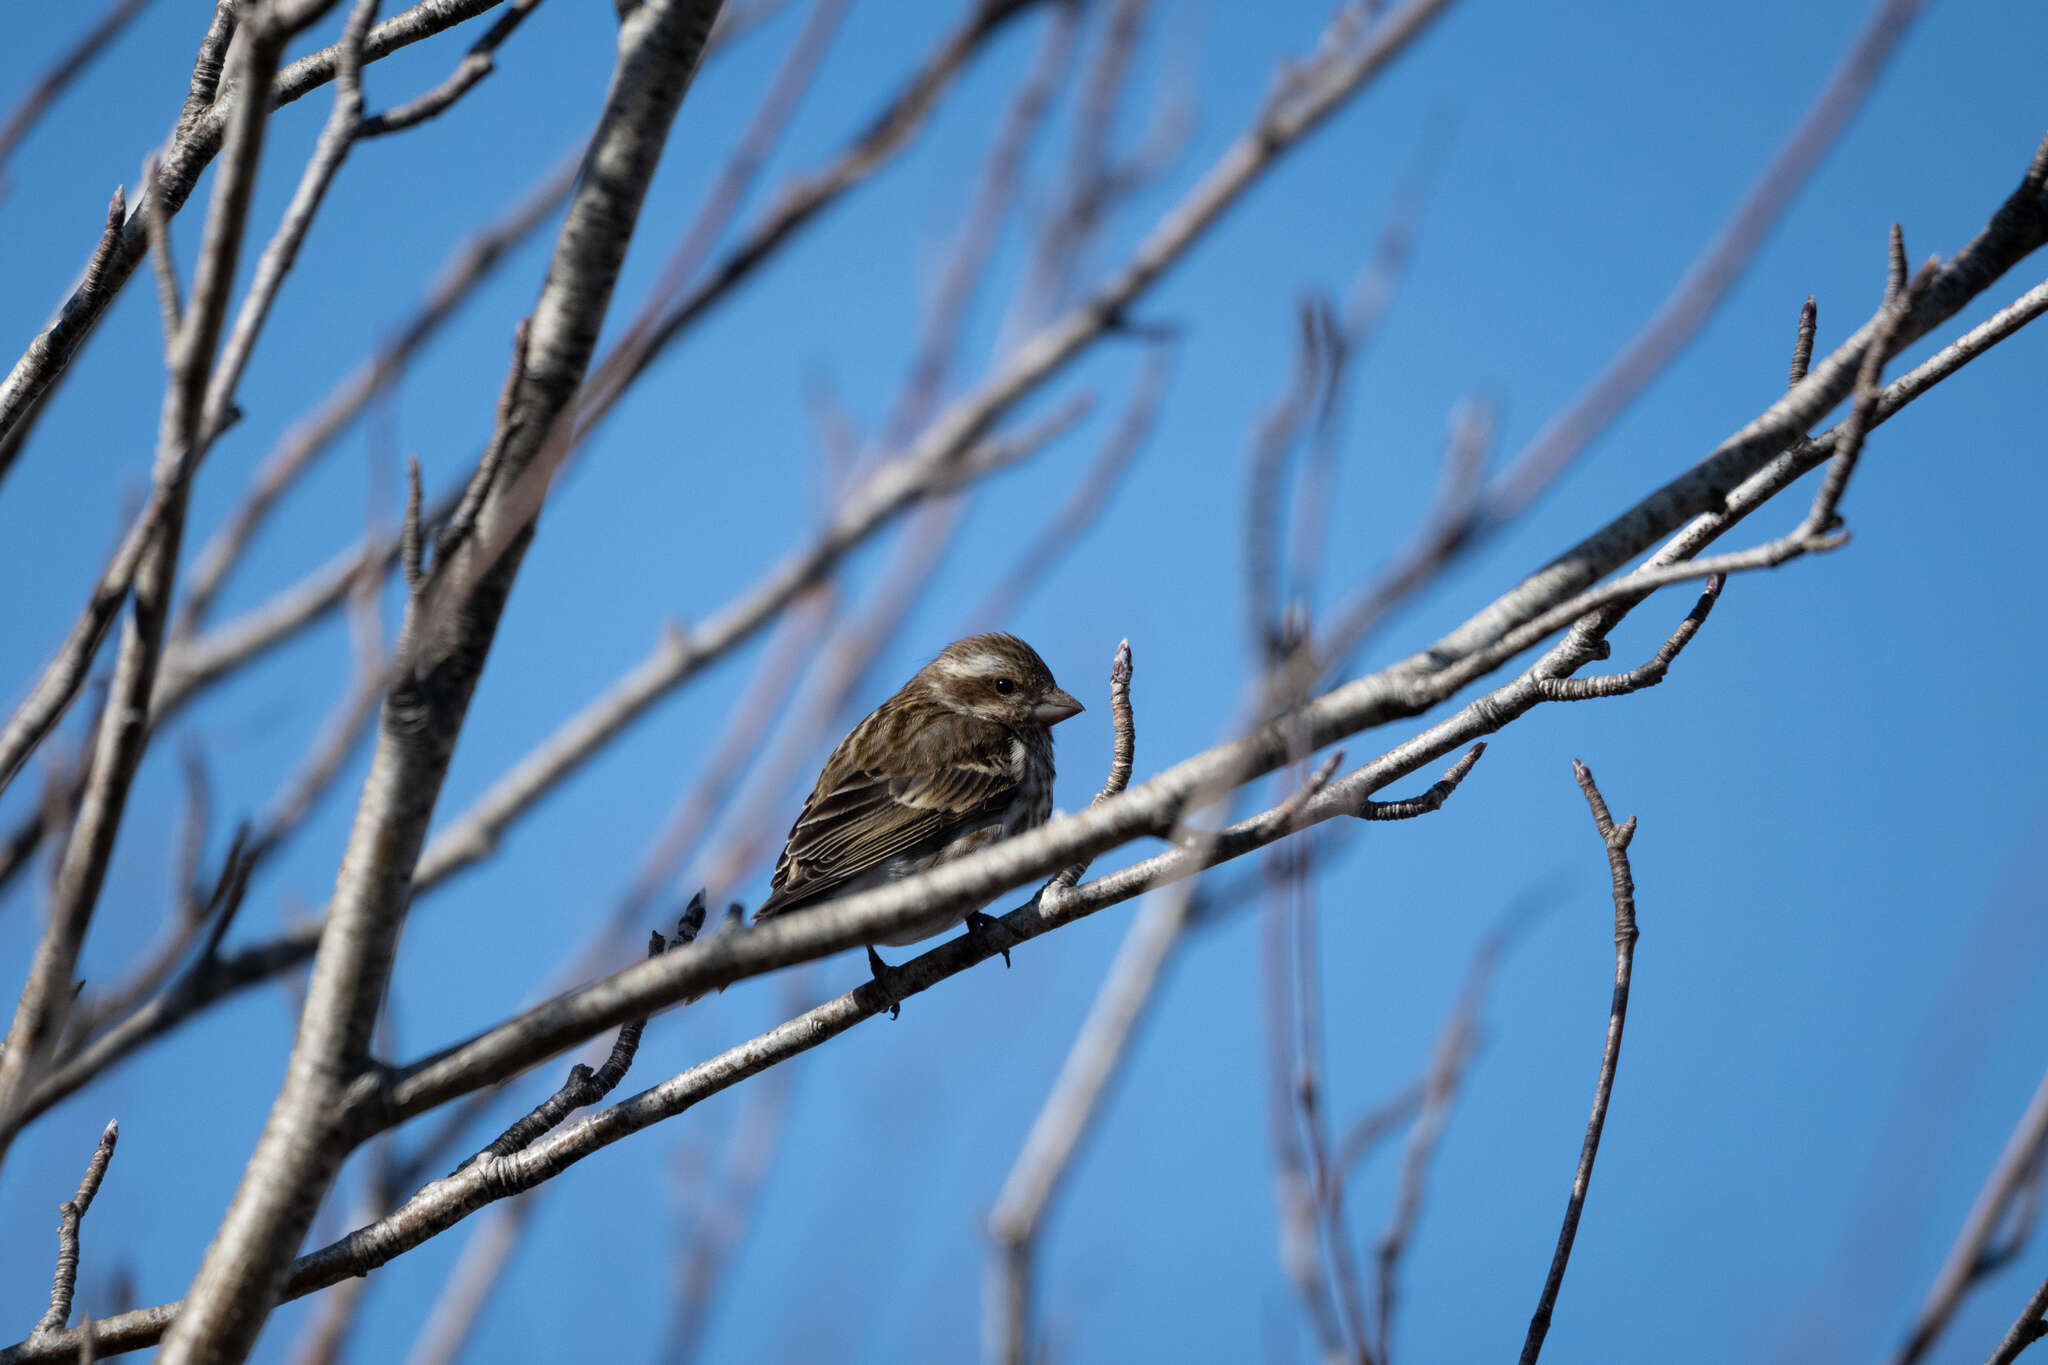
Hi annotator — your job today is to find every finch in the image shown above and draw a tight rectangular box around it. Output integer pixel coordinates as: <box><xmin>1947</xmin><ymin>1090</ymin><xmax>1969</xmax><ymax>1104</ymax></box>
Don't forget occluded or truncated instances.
<box><xmin>755</xmin><ymin>633</ymin><xmax>1083</xmax><ymax>949</ymax></box>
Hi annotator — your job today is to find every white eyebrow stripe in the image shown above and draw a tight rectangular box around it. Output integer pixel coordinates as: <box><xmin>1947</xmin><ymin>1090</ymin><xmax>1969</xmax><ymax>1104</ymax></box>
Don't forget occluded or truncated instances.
<box><xmin>949</xmin><ymin>651</ymin><xmax>1009</xmax><ymax>676</ymax></box>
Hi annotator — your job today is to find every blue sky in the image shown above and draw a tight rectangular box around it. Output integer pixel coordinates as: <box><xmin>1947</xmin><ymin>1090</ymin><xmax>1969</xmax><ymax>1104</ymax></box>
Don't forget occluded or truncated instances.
<box><xmin>2</xmin><ymin>1</ymin><xmax>2046</xmax><ymax>1361</ymax></box>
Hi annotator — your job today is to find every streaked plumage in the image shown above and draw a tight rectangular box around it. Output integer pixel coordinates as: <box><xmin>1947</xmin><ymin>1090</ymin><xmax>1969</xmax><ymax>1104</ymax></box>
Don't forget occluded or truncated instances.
<box><xmin>756</xmin><ymin>633</ymin><xmax>1082</xmax><ymax>945</ymax></box>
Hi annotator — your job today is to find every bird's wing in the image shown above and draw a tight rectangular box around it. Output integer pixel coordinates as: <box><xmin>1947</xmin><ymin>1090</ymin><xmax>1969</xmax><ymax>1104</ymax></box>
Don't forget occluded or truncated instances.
<box><xmin>757</xmin><ymin>728</ymin><xmax>1019</xmax><ymax>919</ymax></box>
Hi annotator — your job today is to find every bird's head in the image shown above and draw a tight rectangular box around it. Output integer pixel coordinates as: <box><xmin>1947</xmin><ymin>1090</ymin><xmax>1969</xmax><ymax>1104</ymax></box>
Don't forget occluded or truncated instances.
<box><xmin>923</xmin><ymin>633</ymin><xmax>1083</xmax><ymax>731</ymax></box>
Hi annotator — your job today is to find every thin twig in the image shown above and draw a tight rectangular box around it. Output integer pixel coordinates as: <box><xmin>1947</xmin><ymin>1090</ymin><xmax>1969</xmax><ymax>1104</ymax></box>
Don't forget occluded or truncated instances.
<box><xmin>659</xmin><ymin>997</ymin><xmax>803</xmax><ymax>1365</ymax></box>
<box><xmin>321</xmin><ymin>583</ymin><xmax>1699</xmax><ymax>1134</ymax></box>
<box><xmin>1789</xmin><ymin>295</ymin><xmax>1819</xmax><ymax>387</ymax></box>
<box><xmin>1518</xmin><ymin>761</ymin><xmax>1641</xmax><ymax>1364</ymax></box>
<box><xmin>150</xmin><ymin>4</ymin><xmax>729</xmax><ymax>1355</ymax></box>
<box><xmin>968</xmin><ymin>347</ymin><xmax>1172</xmax><ymax>629</ymax></box>
<box><xmin>0</xmin><ymin>0</ymin><xmax>341</xmax><ymax>1163</ymax></box>
<box><xmin>174</xmin><ymin>152</ymin><xmax>577</xmax><ymax>635</ymax></box>
<box><xmin>1371</xmin><ymin>929</ymin><xmax>1497</xmax><ymax>1363</ymax></box>
<box><xmin>18</xmin><ymin>153</ymin><xmax>2048</xmax><ymax>1147</ymax></box>
<box><xmin>31</xmin><ymin>1121</ymin><xmax>119</xmax><ymax>1338</ymax></box>
<box><xmin>981</xmin><ymin>640</ymin><xmax>1139</xmax><ymax>1365</ymax></box>
<box><xmin>0</xmin><ymin>647</ymin><xmax>1681</xmax><ymax>1365</ymax></box>
<box><xmin>0</xmin><ymin>0</ymin><xmax>523</xmax><ymax>479</ymax></box>
<box><xmin>359</xmin><ymin>0</ymin><xmax>544</xmax><ymax>136</ymax></box>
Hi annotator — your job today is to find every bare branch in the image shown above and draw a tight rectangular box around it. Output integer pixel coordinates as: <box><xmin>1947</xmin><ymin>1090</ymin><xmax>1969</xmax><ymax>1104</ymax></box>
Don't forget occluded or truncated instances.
<box><xmin>570</xmin><ymin>0</ymin><xmax>1056</xmax><ymax>453</ymax></box>
<box><xmin>1892</xmin><ymin>1066</ymin><xmax>2048</xmax><ymax>1365</ymax></box>
<box><xmin>1479</xmin><ymin>0</ymin><xmax>1928</xmax><ymax>521</ymax></box>
<box><xmin>1988</xmin><ymin>1274</ymin><xmax>2048</xmax><ymax>1365</ymax></box>
<box><xmin>1370</xmin><ymin>929</ymin><xmax>1496</xmax><ymax>1363</ymax></box>
<box><xmin>358</xmin><ymin>0</ymin><xmax>544</xmax><ymax>137</ymax></box>
<box><xmin>141</xmin><ymin>158</ymin><xmax>183</xmax><ymax>343</ymax></box>
<box><xmin>0</xmin><ymin>0</ymin><xmax>344</xmax><ymax>1162</ymax></box>
<box><xmin>1318</xmin><ymin>0</ymin><xmax>1931</xmax><ymax>675</ymax></box>
<box><xmin>172</xmin><ymin>4</ymin><xmax>236</xmax><ymax>139</ymax></box>
<box><xmin>0</xmin><ymin>0</ymin><xmax>155</xmax><ymax>192</ymax></box>
<box><xmin>316</xmin><ymin>582</ymin><xmax>1701</xmax><ymax>1134</ymax></box>
<box><xmin>0</xmin><ymin>0</ymin><xmax>524</xmax><ymax>479</ymax></box>
<box><xmin>198</xmin><ymin>0</ymin><xmax>381</xmax><ymax>447</ymax></box>
<box><xmin>1789</xmin><ymin>295</ymin><xmax>1818</xmax><ymax>387</ymax></box>
<box><xmin>660</xmin><ymin>1002</ymin><xmax>802</xmax><ymax>1365</ymax></box>
<box><xmin>30</xmin><ymin>1121</ymin><xmax>120</xmax><ymax>1339</ymax></box>
<box><xmin>150</xmin><ymin>3</ymin><xmax>730</xmax><ymax>1358</ymax></box>
<box><xmin>1518</xmin><ymin>761</ymin><xmax>1641</xmax><ymax>1364</ymax></box>
<box><xmin>968</xmin><ymin>348</ymin><xmax>1172</xmax><ymax>629</ymax></box>
<box><xmin>463</xmin><ymin>928</ymin><xmax>679</xmax><ymax>1169</ymax></box>
<box><xmin>174</xmin><ymin>153</ymin><xmax>576</xmax><ymax>636</ymax></box>
<box><xmin>982</xmin><ymin>640</ymin><xmax>1141</xmax><ymax>1365</ymax></box>
<box><xmin>397</xmin><ymin>1198</ymin><xmax>534</xmax><ymax>1365</ymax></box>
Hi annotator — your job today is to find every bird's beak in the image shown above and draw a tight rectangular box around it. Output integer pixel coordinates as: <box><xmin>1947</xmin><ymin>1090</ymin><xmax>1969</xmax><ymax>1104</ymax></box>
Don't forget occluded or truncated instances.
<box><xmin>1034</xmin><ymin>688</ymin><xmax>1084</xmax><ymax>726</ymax></box>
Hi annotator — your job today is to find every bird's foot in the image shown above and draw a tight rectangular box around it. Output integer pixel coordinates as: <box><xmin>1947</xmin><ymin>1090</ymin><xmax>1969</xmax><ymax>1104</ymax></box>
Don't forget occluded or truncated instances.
<box><xmin>866</xmin><ymin>945</ymin><xmax>901</xmax><ymax>1020</ymax></box>
<box><xmin>964</xmin><ymin>911</ymin><xmax>1011</xmax><ymax>968</ymax></box>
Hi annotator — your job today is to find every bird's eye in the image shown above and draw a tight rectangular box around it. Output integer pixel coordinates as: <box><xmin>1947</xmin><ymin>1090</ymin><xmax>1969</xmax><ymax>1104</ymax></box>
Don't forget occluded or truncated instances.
<box><xmin>994</xmin><ymin>678</ymin><xmax>1015</xmax><ymax>695</ymax></box>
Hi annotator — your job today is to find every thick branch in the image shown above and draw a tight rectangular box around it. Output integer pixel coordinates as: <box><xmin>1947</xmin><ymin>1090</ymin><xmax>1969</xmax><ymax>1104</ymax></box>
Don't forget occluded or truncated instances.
<box><xmin>153</xmin><ymin>3</ymin><xmax>728</xmax><ymax>1359</ymax></box>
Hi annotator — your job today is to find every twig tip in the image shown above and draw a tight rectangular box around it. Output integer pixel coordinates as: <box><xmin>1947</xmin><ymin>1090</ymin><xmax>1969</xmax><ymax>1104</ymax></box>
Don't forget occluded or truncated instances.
<box><xmin>677</xmin><ymin>889</ymin><xmax>708</xmax><ymax>944</ymax></box>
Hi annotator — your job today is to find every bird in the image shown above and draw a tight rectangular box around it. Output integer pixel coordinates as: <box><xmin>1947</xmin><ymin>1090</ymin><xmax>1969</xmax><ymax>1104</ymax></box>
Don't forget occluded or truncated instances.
<box><xmin>755</xmin><ymin>633</ymin><xmax>1083</xmax><ymax>972</ymax></box>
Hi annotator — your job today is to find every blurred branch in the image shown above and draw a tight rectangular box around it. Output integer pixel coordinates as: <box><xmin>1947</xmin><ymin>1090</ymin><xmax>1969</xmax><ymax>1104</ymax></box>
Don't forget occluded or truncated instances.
<box><xmin>19</xmin><ymin>216</ymin><xmax>2047</xmax><ymax>1133</ymax></box>
<box><xmin>1517</xmin><ymin>761</ymin><xmax>1641</xmax><ymax>1365</ymax></box>
<box><xmin>398</xmin><ymin>1198</ymin><xmax>535</xmax><ymax>1365</ymax></box>
<box><xmin>982</xmin><ymin>639</ymin><xmax>1139</xmax><ymax>1365</ymax></box>
<box><xmin>0</xmin><ymin>602</ymin><xmax>1711</xmax><ymax>1363</ymax></box>
<box><xmin>705</xmin><ymin>0</ymin><xmax>797</xmax><ymax>50</ymax></box>
<box><xmin>0</xmin><ymin>0</ymin><xmax>387</xmax><ymax>817</ymax></box>
<box><xmin>691</xmin><ymin>11</ymin><xmax>1082</xmax><ymax>896</ymax></box>
<box><xmin>1368</xmin><ymin>928</ymin><xmax>1494</xmax><ymax>1363</ymax></box>
<box><xmin>568</xmin><ymin>0</ymin><xmax>1056</xmax><ymax>450</ymax></box>
<box><xmin>968</xmin><ymin>346</ymin><xmax>1171</xmax><ymax>630</ymax></box>
<box><xmin>173</xmin><ymin>152</ymin><xmax>578</xmax><ymax>637</ymax></box>
<box><xmin>1892</xmin><ymin>1065</ymin><xmax>2048</xmax><ymax>1365</ymax></box>
<box><xmin>660</xmin><ymin>985</ymin><xmax>805</xmax><ymax>1365</ymax></box>
<box><xmin>1318</xmin><ymin>0</ymin><xmax>1932</xmax><ymax>675</ymax></box>
<box><xmin>101</xmin><ymin>0</ymin><xmax>1036</xmax><ymax>761</ymax></box>
<box><xmin>0</xmin><ymin>0</ymin><xmax>156</xmax><ymax>195</ymax></box>
<box><xmin>1263</xmin><ymin>811</ymin><xmax>1353</xmax><ymax>1365</ymax></box>
<box><xmin>569</xmin><ymin>0</ymin><xmax>859</xmax><ymax>478</ymax></box>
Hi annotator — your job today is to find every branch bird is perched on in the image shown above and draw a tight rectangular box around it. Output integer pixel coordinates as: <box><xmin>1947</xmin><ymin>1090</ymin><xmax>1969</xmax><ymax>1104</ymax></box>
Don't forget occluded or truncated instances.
<box><xmin>756</xmin><ymin>634</ymin><xmax>1083</xmax><ymax>963</ymax></box>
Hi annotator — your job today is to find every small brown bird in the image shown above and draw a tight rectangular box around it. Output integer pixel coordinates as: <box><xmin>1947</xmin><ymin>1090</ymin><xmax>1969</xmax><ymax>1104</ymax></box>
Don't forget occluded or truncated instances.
<box><xmin>756</xmin><ymin>633</ymin><xmax>1083</xmax><ymax>953</ymax></box>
